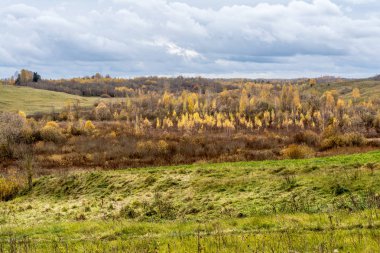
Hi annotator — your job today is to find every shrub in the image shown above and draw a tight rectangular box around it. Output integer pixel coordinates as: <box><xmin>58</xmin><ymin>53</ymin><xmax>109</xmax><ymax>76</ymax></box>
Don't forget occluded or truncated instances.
<box><xmin>345</xmin><ymin>133</ymin><xmax>366</xmax><ymax>146</ymax></box>
<box><xmin>119</xmin><ymin>205</ymin><xmax>139</xmax><ymax>219</ymax></box>
<box><xmin>294</xmin><ymin>130</ymin><xmax>320</xmax><ymax>147</ymax></box>
<box><xmin>0</xmin><ymin>112</ymin><xmax>26</xmax><ymax>158</ymax></box>
<box><xmin>157</xmin><ymin>140</ymin><xmax>169</xmax><ymax>154</ymax></box>
<box><xmin>40</xmin><ymin>122</ymin><xmax>65</xmax><ymax>143</ymax></box>
<box><xmin>95</xmin><ymin>102</ymin><xmax>112</xmax><ymax>121</ymax></box>
<box><xmin>374</xmin><ymin>111</ymin><xmax>380</xmax><ymax>133</ymax></box>
<box><xmin>149</xmin><ymin>193</ymin><xmax>176</xmax><ymax>219</ymax></box>
<box><xmin>320</xmin><ymin>133</ymin><xmax>365</xmax><ymax>150</ymax></box>
<box><xmin>136</xmin><ymin>140</ymin><xmax>155</xmax><ymax>155</ymax></box>
<box><xmin>45</xmin><ymin>121</ymin><xmax>59</xmax><ymax>128</ymax></box>
<box><xmin>0</xmin><ymin>178</ymin><xmax>21</xmax><ymax>201</ymax></box>
<box><xmin>84</xmin><ymin>120</ymin><xmax>96</xmax><ymax>134</ymax></box>
<box><xmin>368</xmin><ymin>139</ymin><xmax>380</xmax><ymax>147</ymax></box>
<box><xmin>282</xmin><ymin>144</ymin><xmax>315</xmax><ymax>159</ymax></box>
<box><xmin>67</xmin><ymin>123</ymin><xmax>84</xmax><ymax>136</ymax></box>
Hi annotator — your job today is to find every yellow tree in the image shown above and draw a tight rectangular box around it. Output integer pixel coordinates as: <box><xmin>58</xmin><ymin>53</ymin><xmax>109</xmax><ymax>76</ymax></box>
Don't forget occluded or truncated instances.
<box><xmin>254</xmin><ymin>115</ymin><xmax>262</xmax><ymax>129</ymax></box>
<box><xmin>263</xmin><ymin>111</ymin><xmax>271</xmax><ymax>127</ymax></box>
<box><xmin>309</xmin><ymin>79</ymin><xmax>317</xmax><ymax>87</ymax></box>
<box><xmin>239</xmin><ymin>88</ymin><xmax>249</xmax><ymax>114</ymax></box>
<box><xmin>352</xmin><ymin>88</ymin><xmax>361</xmax><ymax>101</ymax></box>
<box><xmin>323</xmin><ymin>91</ymin><xmax>335</xmax><ymax>113</ymax></box>
<box><xmin>336</xmin><ymin>98</ymin><xmax>345</xmax><ymax>121</ymax></box>
<box><xmin>292</xmin><ymin>88</ymin><xmax>301</xmax><ymax>111</ymax></box>
<box><xmin>162</xmin><ymin>91</ymin><xmax>173</xmax><ymax>110</ymax></box>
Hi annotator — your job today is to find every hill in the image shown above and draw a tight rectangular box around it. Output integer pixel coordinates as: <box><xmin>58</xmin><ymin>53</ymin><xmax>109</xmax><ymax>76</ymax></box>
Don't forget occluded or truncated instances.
<box><xmin>1</xmin><ymin>151</ymin><xmax>380</xmax><ymax>252</ymax></box>
<box><xmin>310</xmin><ymin>79</ymin><xmax>380</xmax><ymax>100</ymax></box>
<box><xmin>0</xmin><ymin>85</ymin><xmax>100</xmax><ymax>115</ymax></box>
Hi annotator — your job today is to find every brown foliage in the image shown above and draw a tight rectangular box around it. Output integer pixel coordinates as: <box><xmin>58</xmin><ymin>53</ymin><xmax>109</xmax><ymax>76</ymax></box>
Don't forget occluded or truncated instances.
<box><xmin>282</xmin><ymin>144</ymin><xmax>315</xmax><ymax>159</ymax></box>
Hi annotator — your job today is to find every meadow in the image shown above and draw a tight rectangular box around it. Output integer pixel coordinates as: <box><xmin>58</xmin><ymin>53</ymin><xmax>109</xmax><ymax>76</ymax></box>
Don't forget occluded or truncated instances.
<box><xmin>1</xmin><ymin>151</ymin><xmax>380</xmax><ymax>252</ymax></box>
<box><xmin>0</xmin><ymin>85</ymin><xmax>99</xmax><ymax>115</ymax></box>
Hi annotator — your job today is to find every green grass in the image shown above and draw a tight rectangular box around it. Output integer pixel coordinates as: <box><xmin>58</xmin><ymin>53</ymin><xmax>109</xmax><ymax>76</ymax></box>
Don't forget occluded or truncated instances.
<box><xmin>0</xmin><ymin>85</ymin><xmax>100</xmax><ymax>115</ymax></box>
<box><xmin>1</xmin><ymin>151</ymin><xmax>380</xmax><ymax>252</ymax></box>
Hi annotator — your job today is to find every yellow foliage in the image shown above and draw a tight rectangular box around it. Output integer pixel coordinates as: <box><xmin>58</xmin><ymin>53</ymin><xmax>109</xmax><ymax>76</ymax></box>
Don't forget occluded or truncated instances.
<box><xmin>239</xmin><ymin>88</ymin><xmax>249</xmax><ymax>114</ymax></box>
<box><xmin>282</xmin><ymin>144</ymin><xmax>314</xmax><ymax>159</ymax></box>
<box><xmin>41</xmin><ymin>122</ymin><xmax>64</xmax><ymax>143</ymax></box>
<box><xmin>18</xmin><ymin>111</ymin><xmax>26</xmax><ymax>119</ymax></box>
<box><xmin>0</xmin><ymin>177</ymin><xmax>21</xmax><ymax>201</ymax></box>
<box><xmin>254</xmin><ymin>115</ymin><xmax>262</xmax><ymax>129</ymax></box>
<box><xmin>157</xmin><ymin>140</ymin><xmax>169</xmax><ymax>153</ymax></box>
<box><xmin>352</xmin><ymin>88</ymin><xmax>361</xmax><ymax>99</ymax></box>
<box><xmin>45</xmin><ymin>121</ymin><xmax>59</xmax><ymax>128</ymax></box>
<box><xmin>263</xmin><ymin>111</ymin><xmax>271</xmax><ymax>126</ymax></box>
<box><xmin>84</xmin><ymin>120</ymin><xmax>96</xmax><ymax>133</ymax></box>
<box><xmin>136</xmin><ymin>140</ymin><xmax>155</xmax><ymax>153</ymax></box>
<box><xmin>163</xmin><ymin>117</ymin><xmax>174</xmax><ymax>128</ymax></box>
<box><xmin>142</xmin><ymin>118</ymin><xmax>152</xmax><ymax>128</ymax></box>
<box><xmin>337</xmin><ymin>98</ymin><xmax>345</xmax><ymax>109</ymax></box>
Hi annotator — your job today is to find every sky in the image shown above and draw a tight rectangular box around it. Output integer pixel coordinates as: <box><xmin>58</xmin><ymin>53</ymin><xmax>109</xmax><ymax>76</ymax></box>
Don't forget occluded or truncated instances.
<box><xmin>0</xmin><ymin>0</ymin><xmax>380</xmax><ymax>79</ymax></box>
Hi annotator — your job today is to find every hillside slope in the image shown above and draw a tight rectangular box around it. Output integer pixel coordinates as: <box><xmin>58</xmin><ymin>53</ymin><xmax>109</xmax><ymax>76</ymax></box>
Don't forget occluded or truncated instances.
<box><xmin>1</xmin><ymin>151</ymin><xmax>380</xmax><ymax>252</ymax></box>
<box><xmin>311</xmin><ymin>79</ymin><xmax>380</xmax><ymax>100</ymax></box>
<box><xmin>0</xmin><ymin>85</ymin><xmax>99</xmax><ymax>114</ymax></box>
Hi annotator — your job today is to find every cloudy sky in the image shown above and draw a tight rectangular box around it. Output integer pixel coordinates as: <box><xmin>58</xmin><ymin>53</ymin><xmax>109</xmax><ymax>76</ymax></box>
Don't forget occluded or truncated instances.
<box><xmin>0</xmin><ymin>0</ymin><xmax>379</xmax><ymax>79</ymax></box>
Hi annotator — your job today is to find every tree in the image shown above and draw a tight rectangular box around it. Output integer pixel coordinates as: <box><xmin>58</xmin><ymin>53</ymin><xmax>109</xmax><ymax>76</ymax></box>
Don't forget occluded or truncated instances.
<box><xmin>23</xmin><ymin>153</ymin><xmax>34</xmax><ymax>191</ymax></box>
<box><xmin>254</xmin><ymin>115</ymin><xmax>262</xmax><ymax>129</ymax></box>
<box><xmin>17</xmin><ymin>69</ymin><xmax>33</xmax><ymax>84</ymax></box>
<box><xmin>292</xmin><ymin>88</ymin><xmax>301</xmax><ymax>111</ymax></box>
<box><xmin>309</xmin><ymin>79</ymin><xmax>317</xmax><ymax>87</ymax></box>
<box><xmin>32</xmin><ymin>72</ymin><xmax>41</xmax><ymax>82</ymax></box>
<box><xmin>324</xmin><ymin>91</ymin><xmax>335</xmax><ymax>111</ymax></box>
<box><xmin>352</xmin><ymin>88</ymin><xmax>361</xmax><ymax>100</ymax></box>
<box><xmin>239</xmin><ymin>88</ymin><xmax>249</xmax><ymax>114</ymax></box>
<box><xmin>263</xmin><ymin>111</ymin><xmax>271</xmax><ymax>127</ymax></box>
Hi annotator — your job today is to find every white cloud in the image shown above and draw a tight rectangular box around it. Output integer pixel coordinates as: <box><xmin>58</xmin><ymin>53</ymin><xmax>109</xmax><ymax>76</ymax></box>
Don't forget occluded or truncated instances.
<box><xmin>154</xmin><ymin>38</ymin><xmax>203</xmax><ymax>60</ymax></box>
<box><xmin>0</xmin><ymin>0</ymin><xmax>379</xmax><ymax>78</ymax></box>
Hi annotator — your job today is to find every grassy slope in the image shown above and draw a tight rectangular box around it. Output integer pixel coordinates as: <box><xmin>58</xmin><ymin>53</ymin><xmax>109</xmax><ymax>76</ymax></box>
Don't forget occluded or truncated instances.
<box><xmin>1</xmin><ymin>151</ymin><xmax>380</xmax><ymax>252</ymax></box>
<box><xmin>311</xmin><ymin>79</ymin><xmax>380</xmax><ymax>100</ymax></box>
<box><xmin>0</xmin><ymin>85</ymin><xmax>99</xmax><ymax>115</ymax></box>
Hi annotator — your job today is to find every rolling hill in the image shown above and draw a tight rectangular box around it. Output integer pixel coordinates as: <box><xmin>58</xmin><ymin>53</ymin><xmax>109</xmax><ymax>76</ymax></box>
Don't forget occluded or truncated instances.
<box><xmin>0</xmin><ymin>85</ymin><xmax>100</xmax><ymax>115</ymax></box>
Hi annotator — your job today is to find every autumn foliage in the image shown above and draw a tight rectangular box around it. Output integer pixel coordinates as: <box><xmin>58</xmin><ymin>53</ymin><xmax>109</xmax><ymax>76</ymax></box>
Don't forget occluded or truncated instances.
<box><xmin>1</xmin><ymin>77</ymin><xmax>379</xmax><ymax>175</ymax></box>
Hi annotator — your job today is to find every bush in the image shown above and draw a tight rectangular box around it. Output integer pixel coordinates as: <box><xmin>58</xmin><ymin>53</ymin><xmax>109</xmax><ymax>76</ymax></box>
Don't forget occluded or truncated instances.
<box><xmin>0</xmin><ymin>112</ymin><xmax>26</xmax><ymax>158</ymax></box>
<box><xmin>95</xmin><ymin>102</ymin><xmax>112</xmax><ymax>121</ymax></box>
<box><xmin>157</xmin><ymin>140</ymin><xmax>169</xmax><ymax>154</ymax></box>
<box><xmin>67</xmin><ymin>123</ymin><xmax>85</xmax><ymax>136</ymax></box>
<box><xmin>119</xmin><ymin>205</ymin><xmax>139</xmax><ymax>219</ymax></box>
<box><xmin>321</xmin><ymin>133</ymin><xmax>365</xmax><ymax>150</ymax></box>
<box><xmin>40</xmin><ymin>122</ymin><xmax>65</xmax><ymax>143</ymax></box>
<box><xmin>84</xmin><ymin>120</ymin><xmax>96</xmax><ymax>134</ymax></box>
<box><xmin>345</xmin><ymin>133</ymin><xmax>366</xmax><ymax>146</ymax></box>
<box><xmin>294</xmin><ymin>130</ymin><xmax>320</xmax><ymax>147</ymax></box>
<box><xmin>282</xmin><ymin>144</ymin><xmax>315</xmax><ymax>159</ymax></box>
<box><xmin>136</xmin><ymin>140</ymin><xmax>155</xmax><ymax>155</ymax></box>
<box><xmin>0</xmin><ymin>178</ymin><xmax>21</xmax><ymax>201</ymax></box>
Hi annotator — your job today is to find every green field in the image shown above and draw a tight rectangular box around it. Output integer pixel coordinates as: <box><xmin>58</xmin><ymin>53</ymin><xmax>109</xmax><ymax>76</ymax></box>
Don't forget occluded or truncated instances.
<box><xmin>1</xmin><ymin>151</ymin><xmax>380</xmax><ymax>252</ymax></box>
<box><xmin>0</xmin><ymin>85</ymin><xmax>99</xmax><ymax>115</ymax></box>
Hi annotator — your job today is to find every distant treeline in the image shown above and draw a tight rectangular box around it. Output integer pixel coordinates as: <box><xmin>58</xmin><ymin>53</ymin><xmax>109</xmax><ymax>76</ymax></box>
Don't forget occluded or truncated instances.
<box><xmin>17</xmin><ymin>76</ymin><xmax>241</xmax><ymax>97</ymax></box>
